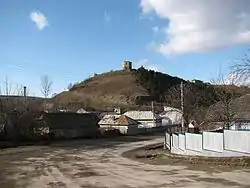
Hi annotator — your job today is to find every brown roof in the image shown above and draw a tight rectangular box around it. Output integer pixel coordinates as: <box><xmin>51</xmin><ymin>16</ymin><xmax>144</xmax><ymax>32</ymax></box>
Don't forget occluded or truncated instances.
<box><xmin>99</xmin><ymin>115</ymin><xmax>140</xmax><ymax>126</ymax></box>
<box><xmin>117</xmin><ymin>115</ymin><xmax>140</xmax><ymax>126</ymax></box>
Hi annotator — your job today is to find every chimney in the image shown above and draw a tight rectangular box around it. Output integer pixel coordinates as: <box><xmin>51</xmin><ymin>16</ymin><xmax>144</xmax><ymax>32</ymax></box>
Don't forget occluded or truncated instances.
<box><xmin>23</xmin><ymin>86</ymin><xmax>27</xmax><ymax>106</ymax></box>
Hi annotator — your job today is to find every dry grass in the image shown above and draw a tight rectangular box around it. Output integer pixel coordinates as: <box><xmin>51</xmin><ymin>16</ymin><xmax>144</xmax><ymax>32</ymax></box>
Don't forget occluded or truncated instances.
<box><xmin>123</xmin><ymin>144</ymin><xmax>250</xmax><ymax>171</ymax></box>
<box><xmin>54</xmin><ymin>70</ymin><xmax>148</xmax><ymax>109</ymax></box>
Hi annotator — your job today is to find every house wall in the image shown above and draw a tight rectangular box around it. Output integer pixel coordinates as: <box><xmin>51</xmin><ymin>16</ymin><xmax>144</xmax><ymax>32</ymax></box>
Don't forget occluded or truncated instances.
<box><xmin>44</xmin><ymin>112</ymin><xmax>99</xmax><ymax>139</ymax></box>
<box><xmin>99</xmin><ymin>125</ymin><xmax>128</xmax><ymax>134</ymax></box>
<box><xmin>127</xmin><ymin>125</ymin><xmax>141</xmax><ymax>135</ymax></box>
<box><xmin>52</xmin><ymin>128</ymin><xmax>98</xmax><ymax>139</ymax></box>
<box><xmin>44</xmin><ymin>112</ymin><xmax>99</xmax><ymax>129</ymax></box>
<box><xmin>165</xmin><ymin>130</ymin><xmax>250</xmax><ymax>157</ymax></box>
<box><xmin>138</xmin><ymin>120</ymin><xmax>162</xmax><ymax>128</ymax></box>
<box><xmin>99</xmin><ymin>124</ymin><xmax>140</xmax><ymax>135</ymax></box>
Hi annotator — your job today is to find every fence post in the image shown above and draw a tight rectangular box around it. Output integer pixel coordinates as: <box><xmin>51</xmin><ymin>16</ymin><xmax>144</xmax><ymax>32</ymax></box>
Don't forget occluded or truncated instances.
<box><xmin>163</xmin><ymin>132</ymin><xmax>166</xmax><ymax>149</ymax></box>
<box><xmin>223</xmin><ymin>129</ymin><xmax>225</xmax><ymax>150</ymax></box>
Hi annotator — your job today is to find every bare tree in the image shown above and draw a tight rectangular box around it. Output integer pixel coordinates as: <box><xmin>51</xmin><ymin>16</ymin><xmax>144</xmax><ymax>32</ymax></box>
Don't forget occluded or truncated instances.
<box><xmin>0</xmin><ymin>77</ymin><xmax>28</xmax><ymax>97</ymax></box>
<box><xmin>4</xmin><ymin>76</ymin><xmax>12</xmax><ymax>96</ymax></box>
<box><xmin>40</xmin><ymin>75</ymin><xmax>53</xmax><ymax>109</ymax></box>
<box><xmin>231</xmin><ymin>51</ymin><xmax>250</xmax><ymax>85</ymax></box>
<box><xmin>166</xmin><ymin>83</ymin><xmax>206</xmax><ymax>124</ymax></box>
<box><xmin>209</xmin><ymin>71</ymin><xmax>236</xmax><ymax>127</ymax></box>
<box><xmin>41</xmin><ymin>75</ymin><xmax>53</xmax><ymax>98</ymax></box>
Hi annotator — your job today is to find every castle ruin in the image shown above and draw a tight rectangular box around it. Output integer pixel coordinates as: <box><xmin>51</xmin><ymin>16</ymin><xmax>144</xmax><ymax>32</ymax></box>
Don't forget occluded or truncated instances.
<box><xmin>123</xmin><ymin>61</ymin><xmax>132</xmax><ymax>71</ymax></box>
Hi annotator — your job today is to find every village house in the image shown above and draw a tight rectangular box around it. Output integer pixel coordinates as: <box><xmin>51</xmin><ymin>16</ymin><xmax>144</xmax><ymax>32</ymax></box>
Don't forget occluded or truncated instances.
<box><xmin>159</xmin><ymin>107</ymin><xmax>182</xmax><ymax>126</ymax></box>
<box><xmin>123</xmin><ymin>111</ymin><xmax>162</xmax><ymax>128</ymax></box>
<box><xmin>98</xmin><ymin>114</ymin><xmax>141</xmax><ymax>135</ymax></box>
<box><xmin>228</xmin><ymin>119</ymin><xmax>250</xmax><ymax>131</ymax></box>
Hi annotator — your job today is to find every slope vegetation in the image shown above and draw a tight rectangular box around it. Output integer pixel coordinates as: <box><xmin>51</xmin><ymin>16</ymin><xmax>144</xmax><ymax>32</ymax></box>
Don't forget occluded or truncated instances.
<box><xmin>54</xmin><ymin>70</ymin><xmax>149</xmax><ymax>109</ymax></box>
<box><xmin>54</xmin><ymin>68</ymin><xmax>250</xmax><ymax>112</ymax></box>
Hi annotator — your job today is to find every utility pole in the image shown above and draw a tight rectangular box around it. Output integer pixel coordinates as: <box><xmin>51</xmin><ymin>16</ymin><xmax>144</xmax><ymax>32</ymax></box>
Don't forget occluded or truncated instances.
<box><xmin>181</xmin><ymin>82</ymin><xmax>184</xmax><ymax>128</ymax></box>
<box><xmin>23</xmin><ymin>86</ymin><xmax>27</xmax><ymax>108</ymax></box>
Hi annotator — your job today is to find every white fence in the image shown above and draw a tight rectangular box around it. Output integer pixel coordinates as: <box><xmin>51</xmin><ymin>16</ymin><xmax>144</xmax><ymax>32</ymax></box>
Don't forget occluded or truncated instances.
<box><xmin>186</xmin><ymin>133</ymin><xmax>202</xmax><ymax>152</ymax></box>
<box><xmin>165</xmin><ymin>130</ymin><xmax>250</xmax><ymax>157</ymax></box>
<box><xmin>203</xmin><ymin>132</ymin><xmax>223</xmax><ymax>152</ymax></box>
<box><xmin>172</xmin><ymin>134</ymin><xmax>179</xmax><ymax>148</ymax></box>
<box><xmin>165</xmin><ymin>132</ymin><xmax>171</xmax><ymax>149</ymax></box>
<box><xmin>224</xmin><ymin>130</ymin><xmax>250</xmax><ymax>154</ymax></box>
<box><xmin>178</xmin><ymin>134</ymin><xmax>185</xmax><ymax>151</ymax></box>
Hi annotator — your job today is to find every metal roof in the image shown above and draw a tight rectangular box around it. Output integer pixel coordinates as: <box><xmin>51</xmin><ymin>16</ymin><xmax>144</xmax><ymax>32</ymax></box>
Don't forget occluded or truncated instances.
<box><xmin>123</xmin><ymin>111</ymin><xmax>161</xmax><ymax>120</ymax></box>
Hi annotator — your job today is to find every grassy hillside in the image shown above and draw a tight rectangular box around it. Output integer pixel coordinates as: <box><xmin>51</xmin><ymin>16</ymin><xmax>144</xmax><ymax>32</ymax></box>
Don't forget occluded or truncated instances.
<box><xmin>53</xmin><ymin>68</ymin><xmax>250</xmax><ymax>114</ymax></box>
<box><xmin>54</xmin><ymin>70</ymin><xmax>149</xmax><ymax>109</ymax></box>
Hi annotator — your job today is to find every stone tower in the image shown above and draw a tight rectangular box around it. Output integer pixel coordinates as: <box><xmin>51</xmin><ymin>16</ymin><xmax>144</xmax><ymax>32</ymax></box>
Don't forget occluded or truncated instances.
<box><xmin>123</xmin><ymin>61</ymin><xmax>132</xmax><ymax>71</ymax></box>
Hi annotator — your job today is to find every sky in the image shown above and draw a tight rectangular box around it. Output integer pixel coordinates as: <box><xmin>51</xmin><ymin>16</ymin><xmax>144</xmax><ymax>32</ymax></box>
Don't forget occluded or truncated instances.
<box><xmin>1</xmin><ymin>0</ymin><xmax>250</xmax><ymax>96</ymax></box>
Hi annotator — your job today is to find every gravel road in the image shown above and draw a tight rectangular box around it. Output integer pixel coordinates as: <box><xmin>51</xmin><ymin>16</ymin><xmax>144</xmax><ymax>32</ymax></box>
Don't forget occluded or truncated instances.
<box><xmin>0</xmin><ymin>136</ymin><xmax>250</xmax><ymax>188</ymax></box>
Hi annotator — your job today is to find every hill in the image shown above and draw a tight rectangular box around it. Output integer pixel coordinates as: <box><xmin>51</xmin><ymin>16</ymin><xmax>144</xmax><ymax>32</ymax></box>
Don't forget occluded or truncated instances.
<box><xmin>53</xmin><ymin>66</ymin><xmax>250</xmax><ymax>114</ymax></box>
<box><xmin>54</xmin><ymin>70</ymin><xmax>148</xmax><ymax>109</ymax></box>
<box><xmin>54</xmin><ymin>67</ymin><xmax>189</xmax><ymax>109</ymax></box>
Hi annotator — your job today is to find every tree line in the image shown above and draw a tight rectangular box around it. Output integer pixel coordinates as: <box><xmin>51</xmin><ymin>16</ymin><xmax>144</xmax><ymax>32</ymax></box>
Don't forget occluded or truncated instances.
<box><xmin>0</xmin><ymin>75</ymin><xmax>53</xmax><ymax>143</ymax></box>
<box><xmin>133</xmin><ymin>52</ymin><xmax>250</xmax><ymax>125</ymax></box>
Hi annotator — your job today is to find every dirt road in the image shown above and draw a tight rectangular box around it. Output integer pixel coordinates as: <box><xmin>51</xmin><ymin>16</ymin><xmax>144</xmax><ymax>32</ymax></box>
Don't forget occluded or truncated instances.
<box><xmin>0</xmin><ymin>136</ymin><xmax>250</xmax><ymax>188</ymax></box>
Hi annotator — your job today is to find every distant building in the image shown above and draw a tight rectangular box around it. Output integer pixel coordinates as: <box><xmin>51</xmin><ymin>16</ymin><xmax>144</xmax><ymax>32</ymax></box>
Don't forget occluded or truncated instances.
<box><xmin>228</xmin><ymin>119</ymin><xmax>250</xmax><ymax>131</ymax></box>
<box><xmin>77</xmin><ymin>108</ymin><xmax>89</xmax><ymax>114</ymax></box>
<box><xmin>188</xmin><ymin>120</ymin><xmax>196</xmax><ymax>128</ymax></box>
<box><xmin>123</xmin><ymin>111</ymin><xmax>162</xmax><ymax>128</ymax></box>
<box><xmin>113</xmin><ymin>107</ymin><xmax>121</xmax><ymax>114</ymax></box>
<box><xmin>160</xmin><ymin>107</ymin><xmax>182</xmax><ymax>126</ymax></box>
<box><xmin>98</xmin><ymin>114</ymin><xmax>121</xmax><ymax>125</ymax></box>
<box><xmin>98</xmin><ymin>115</ymin><xmax>140</xmax><ymax>135</ymax></box>
<box><xmin>123</xmin><ymin>61</ymin><xmax>132</xmax><ymax>71</ymax></box>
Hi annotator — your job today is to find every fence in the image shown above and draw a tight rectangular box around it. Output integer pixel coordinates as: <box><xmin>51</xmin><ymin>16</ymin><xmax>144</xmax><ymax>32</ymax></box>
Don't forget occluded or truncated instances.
<box><xmin>165</xmin><ymin>130</ymin><xmax>250</xmax><ymax>157</ymax></box>
<box><xmin>165</xmin><ymin>125</ymin><xmax>187</xmax><ymax>134</ymax></box>
<box><xmin>224</xmin><ymin>130</ymin><xmax>250</xmax><ymax>154</ymax></box>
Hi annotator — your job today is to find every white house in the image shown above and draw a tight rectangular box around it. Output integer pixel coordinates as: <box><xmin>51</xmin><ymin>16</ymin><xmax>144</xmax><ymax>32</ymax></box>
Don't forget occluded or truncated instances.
<box><xmin>98</xmin><ymin>115</ymin><xmax>140</xmax><ymax>135</ymax></box>
<box><xmin>77</xmin><ymin>108</ymin><xmax>89</xmax><ymax>114</ymax></box>
<box><xmin>160</xmin><ymin>107</ymin><xmax>182</xmax><ymax>126</ymax></box>
<box><xmin>188</xmin><ymin>121</ymin><xmax>195</xmax><ymax>128</ymax></box>
<box><xmin>123</xmin><ymin>111</ymin><xmax>162</xmax><ymax>128</ymax></box>
<box><xmin>228</xmin><ymin>119</ymin><xmax>250</xmax><ymax>131</ymax></box>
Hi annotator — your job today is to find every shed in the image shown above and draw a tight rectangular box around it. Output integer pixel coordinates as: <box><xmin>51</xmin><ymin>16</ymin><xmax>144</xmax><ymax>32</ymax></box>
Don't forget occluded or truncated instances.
<box><xmin>43</xmin><ymin>112</ymin><xmax>99</xmax><ymax>139</ymax></box>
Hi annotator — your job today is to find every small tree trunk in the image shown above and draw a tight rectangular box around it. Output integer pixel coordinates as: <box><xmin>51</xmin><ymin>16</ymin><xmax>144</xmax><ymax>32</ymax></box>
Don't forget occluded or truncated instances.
<box><xmin>44</xmin><ymin>98</ymin><xmax>47</xmax><ymax>111</ymax></box>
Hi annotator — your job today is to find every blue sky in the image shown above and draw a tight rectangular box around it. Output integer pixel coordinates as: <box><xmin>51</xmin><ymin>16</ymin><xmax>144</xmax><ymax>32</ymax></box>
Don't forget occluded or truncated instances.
<box><xmin>1</xmin><ymin>0</ymin><xmax>250</xmax><ymax>96</ymax></box>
